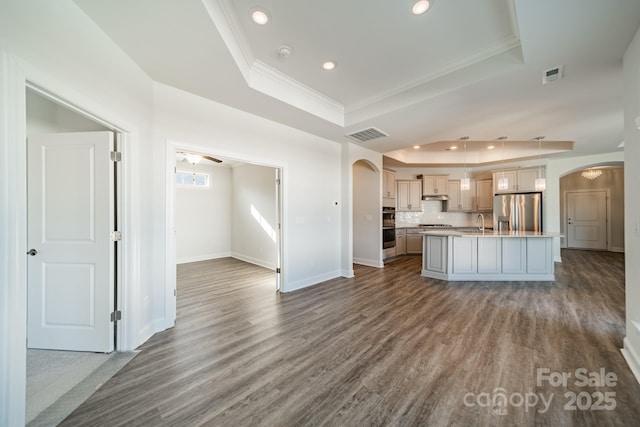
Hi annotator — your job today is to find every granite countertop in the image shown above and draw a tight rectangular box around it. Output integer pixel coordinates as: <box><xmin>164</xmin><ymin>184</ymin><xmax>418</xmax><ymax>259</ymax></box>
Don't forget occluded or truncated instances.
<box><xmin>420</xmin><ymin>230</ymin><xmax>563</xmax><ymax>238</ymax></box>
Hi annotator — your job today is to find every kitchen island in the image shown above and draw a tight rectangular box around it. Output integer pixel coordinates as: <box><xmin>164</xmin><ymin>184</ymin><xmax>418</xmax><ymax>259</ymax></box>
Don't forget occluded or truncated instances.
<box><xmin>421</xmin><ymin>230</ymin><xmax>561</xmax><ymax>281</ymax></box>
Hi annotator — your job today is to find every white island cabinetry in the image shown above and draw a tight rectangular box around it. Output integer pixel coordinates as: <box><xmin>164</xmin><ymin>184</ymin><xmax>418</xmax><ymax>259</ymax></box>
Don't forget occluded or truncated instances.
<box><xmin>422</xmin><ymin>231</ymin><xmax>559</xmax><ymax>281</ymax></box>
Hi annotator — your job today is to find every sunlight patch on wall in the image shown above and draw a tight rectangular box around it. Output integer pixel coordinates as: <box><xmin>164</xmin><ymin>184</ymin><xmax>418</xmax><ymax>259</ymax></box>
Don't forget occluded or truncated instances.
<box><xmin>251</xmin><ymin>204</ymin><xmax>276</xmax><ymax>242</ymax></box>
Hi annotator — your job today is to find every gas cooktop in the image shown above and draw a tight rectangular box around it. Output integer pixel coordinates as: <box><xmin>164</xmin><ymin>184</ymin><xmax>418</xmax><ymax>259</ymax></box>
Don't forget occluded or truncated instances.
<box><xmin>419</xmin><ymin>224</ymin><xmax>452</xmax><ymax>228</ymax></box>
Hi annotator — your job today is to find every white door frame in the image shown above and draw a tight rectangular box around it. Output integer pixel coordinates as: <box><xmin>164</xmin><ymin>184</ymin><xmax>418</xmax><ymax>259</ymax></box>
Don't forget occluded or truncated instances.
<box><xmin>563</xmin><ymin>189</ymin><xmax>611</xmax><ymax>250</ymax></box>
<box><xmin>0</xmin><ymin>53</ymin><xmax>138</xmax><ymax>426</ymax></box>
<box><xmin>165</xmin><ymin>140</ymin><xmax>284</xmax><ymax>311</ymax></box>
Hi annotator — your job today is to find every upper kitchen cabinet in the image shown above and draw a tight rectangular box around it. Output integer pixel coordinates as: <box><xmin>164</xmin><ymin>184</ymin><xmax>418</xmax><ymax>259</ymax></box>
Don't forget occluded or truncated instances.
<box><xmin>382</xmin><ymin>170</ymin><xmax>396</xmax><ymax>207</ymax></box>
<box><xmin>473</xmin><ymin>179</ymin><xmax>493</xmax><ymax>211</ymax></box>
<box><xmin>446</xmin><ymin>180</ymin><xmax>472</xmax><ymax>212</ymax></box>
<box><xmin>422</xmin><ymin>175</ymin><xmax>448</xmax><ymax>195</ymax></box>
<box><xmin>447</xmin><ymin>179</ymin><xmax>491</xmax><ymax>212</ymax></box>
<box><xmin>397</xmin><ymin>180</ymin><xmax>422</xmax><ymax>211</ymax></box>
<box><xmin>493</xmin><ymin>168</ymin><xmax>541</xmax><ymax>194</ymax></box>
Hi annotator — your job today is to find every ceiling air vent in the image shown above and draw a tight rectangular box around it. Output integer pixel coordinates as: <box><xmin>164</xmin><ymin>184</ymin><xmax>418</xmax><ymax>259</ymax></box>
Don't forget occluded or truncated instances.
<box><xmin>345</xmin><ymin>127</ymin><xmax>389</xmax><ymax>143</ymax></box>
<box><xmin>542</xmin><ymin>65</ymin><xmax>564</xmax><ymax>84</ymax></box>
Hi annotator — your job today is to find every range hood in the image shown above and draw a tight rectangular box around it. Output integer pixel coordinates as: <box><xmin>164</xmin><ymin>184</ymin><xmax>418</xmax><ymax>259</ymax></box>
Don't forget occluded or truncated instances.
<box><xmin>422</xmin><ymin>195</ymin><xmax>450</xmax><ymax>201</ymax></box>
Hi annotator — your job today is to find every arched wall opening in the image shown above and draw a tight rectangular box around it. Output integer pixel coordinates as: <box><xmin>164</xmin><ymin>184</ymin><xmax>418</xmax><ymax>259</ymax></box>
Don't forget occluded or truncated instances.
<box><xmin>352</xmin><ymin>159</ymin><xmax>383</xmax><ymax>268</ymax></box>
<box><xmin>559</xmin><ymin>162</ymin><xmax>624</xmax><ymax>251</ymax></box>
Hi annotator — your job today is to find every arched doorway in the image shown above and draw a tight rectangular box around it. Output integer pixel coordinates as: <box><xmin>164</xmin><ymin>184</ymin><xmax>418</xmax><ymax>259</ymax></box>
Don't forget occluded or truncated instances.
<box><xmin>352</xmin><ymin>160</ymin><xmax>383</xmax><ymax>267</ymax></box>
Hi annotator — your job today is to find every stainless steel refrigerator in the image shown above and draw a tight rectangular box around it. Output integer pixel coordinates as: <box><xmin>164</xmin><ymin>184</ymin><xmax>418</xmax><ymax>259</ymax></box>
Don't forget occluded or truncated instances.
<box><xmin>493</xmin><ymin>192</ymin><xmax>542</xmax><ymax>232</ymax></box>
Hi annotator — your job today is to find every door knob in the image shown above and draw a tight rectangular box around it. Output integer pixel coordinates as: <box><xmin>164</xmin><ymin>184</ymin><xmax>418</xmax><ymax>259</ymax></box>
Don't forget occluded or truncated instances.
<box><xmin>27</xmin><ymin>249</ymin><xmax>38</xmax><ymax>256</ymax></box>
<box><xmin>568</xmin><ymin>218</ymin><xmax>573</xmax><ymax>224</ymax></box>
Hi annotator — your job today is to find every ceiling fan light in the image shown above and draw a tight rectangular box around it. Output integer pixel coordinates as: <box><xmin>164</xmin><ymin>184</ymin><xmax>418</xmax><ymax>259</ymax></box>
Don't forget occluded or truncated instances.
<box><xmin>184</xmin><ymin>153</ymin><xmax>202</xmax><ymax>165</ymax></box>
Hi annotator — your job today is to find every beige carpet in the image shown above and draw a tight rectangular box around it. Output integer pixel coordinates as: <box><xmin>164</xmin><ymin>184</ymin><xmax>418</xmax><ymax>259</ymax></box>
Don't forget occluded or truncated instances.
<box><xmin>26</xmin><ymin>349</ymin><xmax>138</xmax><ymax>426</ymax></box>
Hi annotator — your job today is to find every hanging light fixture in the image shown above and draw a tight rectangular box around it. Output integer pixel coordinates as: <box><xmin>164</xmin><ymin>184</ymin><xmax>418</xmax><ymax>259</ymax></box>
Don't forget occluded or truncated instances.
<box><xmin>497</xmin><ymin>136</ymin><xmax>509</xmax><ymax>190</ymax></box>
<box><xmin>582</xmin><ymin>168</ymin><xmax>602</xmax><ymax>180</ymax></box>
<box><xmin>460</xmin><ymin>136</ymin><xmax>470</xmax><ymax>191</ymax></box>
<box><xmin>534</xmin><ymin>136</ymin><xmax>546</xmax><ymax>191</ymax></box>
<box><xmin>184</xmin><ymin>153</ymin><xmax>202</xmax><ymax>165</ymax></box>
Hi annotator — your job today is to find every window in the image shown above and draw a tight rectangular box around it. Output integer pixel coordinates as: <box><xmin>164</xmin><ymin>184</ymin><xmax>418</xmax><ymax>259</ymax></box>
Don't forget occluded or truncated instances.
<box><xmin>176</xmin><ymin>171</ymin><xmax>210</xmax><ymax>188</ymax></box>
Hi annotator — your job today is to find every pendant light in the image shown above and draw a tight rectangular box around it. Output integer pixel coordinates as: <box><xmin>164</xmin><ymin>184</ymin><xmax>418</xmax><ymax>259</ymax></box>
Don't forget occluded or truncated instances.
<box><xmin>460</xmin><ymin>136</ymin><xmax>470</xmax><ymax>191</ymax></box>
<box><xmin>534</xmin><ymin>136</ymin><xmax>546</xmax><ymax>191</ymax></box>
<box><xmin>497</xmin><ymin>136</ymin><xmax>508</xmax><ymax>190</ymax></box>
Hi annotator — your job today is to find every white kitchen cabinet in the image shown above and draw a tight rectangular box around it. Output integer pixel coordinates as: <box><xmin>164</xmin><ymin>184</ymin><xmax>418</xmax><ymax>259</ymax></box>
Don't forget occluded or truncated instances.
<box><xmin>501</xmin><ymin>237</ymin><xmax>527</xmax><ymax>274</ymax></box>
<box><xmin>383</xmin><ymin>169</ymin><xmax>396</xmax><ymax>198</ymax></box>
<box><xmin>474</xmin><ymin>179</ymin><xmax>493</xmax><ymax>211</ymax></box>
<box><xmin>396</xmin><ymin>180</ymin><xmax>422</xmax><ymax>211</ymax></box>
<box><xmin>422</xmin><ymin>234</ymin><xmax>555</xmax><ymax>281</ymax></box>
<box><xmin>452</xmin><ymin>237</ymin><xmax>477</xmax><ymax>274</ymax></box>
<box><xmin>422</xmin><ymin>175</ymin><xmax>448</xmax><ymax>195</ymax></box>
<box><xmin>477</xmin><ymin>238</ymin><xmax>501</xmax><ymax>274</ymax></box>
<box><xmin>526</xmin><ymin>238</ymin><xmax>553</xmax><ymax>274</ymax></box>
<box><xmin>395</xmin><ymin>228</ymin><xmax>406</xmax><ymax>255</ymax></box>
<box><xmin>447</xmin><ymin>180</ymin><xmax>461</xmax><ymax>211</ymax></box>
<box><xmin>493</xmin><ymin>168</ymin><xmax>542</xmax><ymax>193</ymax></box>
<box><xmin>517</xmin><ymin>169</ymin><xmax>540</xmax><ymax>192</ymax></box>
<box><xmin>424</xmin><ymin>235</ymin><xmax>447</xmax><ymax>273</ymax></box>
<box><xmin>447</xmin><ymin>179</ymin><xmax>486</xmax><ymax>212</ymax></box>
<box><xmin>406</xmin><ymin>228</ymin><xmax>423</xmax><ymax>254</ymax></box>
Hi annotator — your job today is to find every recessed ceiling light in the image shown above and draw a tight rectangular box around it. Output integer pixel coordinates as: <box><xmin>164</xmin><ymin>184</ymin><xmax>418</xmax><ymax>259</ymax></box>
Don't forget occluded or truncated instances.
<box><xmin>251</xmin><ymin>9</ymin><xmax>269</xmax><ymax>25</ymax></box>
<box><xmin>450</xmin><ymin>146</ymin><xmax>457</xmax><ymax>150</ymax></box>
<box><xmin>487</xmin><ymin>145</ymin><xmax>495</xmax><ymax>150</ymax></box>
<box><xmin>322</xmin><ymin>61</ymin><xmax>336</xmax><ymax>70</ymax></box>
<box><xmin>412</xmin><ymin>0</ymin><xmax>431</xmax><ymax>15</ymax></box>
<box><xmin>413</xmin><ymin>145</ymin><xmax>420</xmax><ymax>149</ymax></box>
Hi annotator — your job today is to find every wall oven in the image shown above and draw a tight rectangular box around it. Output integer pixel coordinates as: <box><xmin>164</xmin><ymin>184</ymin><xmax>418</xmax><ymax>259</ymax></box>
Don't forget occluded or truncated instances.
<box><xmin>382</xmin><ymin>207</ymin><xmax>396</xmax><ymax>249</ymax></box>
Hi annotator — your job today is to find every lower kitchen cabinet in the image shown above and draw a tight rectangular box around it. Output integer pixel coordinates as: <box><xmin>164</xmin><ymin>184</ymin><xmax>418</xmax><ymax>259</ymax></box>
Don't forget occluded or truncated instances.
<box><xmin>502</xmin><ymin>238</ymin><xmax>527</xmax><ymax>274</ymax></box>
<box><xmin>424</xmin><ymin>235</ymin><xmax>447</xmax><ymax>273</ymax></box>
<box><xmin>477</xmin><ymin>237</ymin><xmax>501</xmax><ymax>273</ymax></box>
<box><xmin>396</xmin><ymin>228</ymin><xmax>406</xmax><ymax>255</ymax></box>
<box><xmin>452</xmin><ymin>237</ymin><xmax>477</xmax><ymax>274</ymax></box>
<box><xmin>406</xmin><ymin>228</ymin><xmax>423</xmax><ymax>254</ymax></box>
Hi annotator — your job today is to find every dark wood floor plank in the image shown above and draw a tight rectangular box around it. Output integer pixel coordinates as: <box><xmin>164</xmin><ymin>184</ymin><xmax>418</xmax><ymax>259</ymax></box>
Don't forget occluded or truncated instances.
<box><xmin>60</xmin><ymin>251</ymin><xmax>640</xmax><ymax>426</ymax></box>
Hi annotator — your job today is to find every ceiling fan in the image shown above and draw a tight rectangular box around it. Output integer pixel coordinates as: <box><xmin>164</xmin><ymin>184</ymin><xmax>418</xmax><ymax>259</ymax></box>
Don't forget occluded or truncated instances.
<box><xmin>177</xmin><ymin>151</ymin><xmax>222</xmax><ymax>164</ymax></box>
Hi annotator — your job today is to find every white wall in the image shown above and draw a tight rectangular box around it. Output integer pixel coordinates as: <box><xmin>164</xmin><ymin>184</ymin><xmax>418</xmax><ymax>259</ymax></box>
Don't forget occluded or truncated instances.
<box><xmin>353</xmin><ymin>160</ymin><xmax>381</xmax><ymax>267</ymax></box>
<box><xmin>0</xmin><ymin>1</ymin><xmax>157</xmax><ymax>424</ymax></box>
<box><xmin>623</xmin><ymin>25</ymin><xmax>640</xmax><ymax>383</ymax></box>
<box><xmin>26</xmin><ymin>89</ymin><xmax>109</xmax><ymax>133</ymax></box>
<box><xmin>155</xmin><ymin>82</ymin><xmax>343</xmax><ymax>292</ymax></box>
<box><xmin>231</xmin><ymin>164</ymin><xmax>278</xmax><ymax>269</ymax></box>
<box><xmin>176</xmin><ymin>163</ymin><xmax>232</xmax><ymax>263</ymax></box>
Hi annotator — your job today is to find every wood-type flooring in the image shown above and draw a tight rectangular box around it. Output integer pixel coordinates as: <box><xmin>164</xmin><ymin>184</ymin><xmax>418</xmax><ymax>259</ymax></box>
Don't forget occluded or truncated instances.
<box><xmin>61</xmin><ymin>250</ymin><xmax>640</xmax><ymax>426</ymax></box>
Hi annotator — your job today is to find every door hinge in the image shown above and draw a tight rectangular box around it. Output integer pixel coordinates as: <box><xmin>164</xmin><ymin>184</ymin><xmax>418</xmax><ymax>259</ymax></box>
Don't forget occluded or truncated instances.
<box><xmin>110</xmin><ymin>151</ymin><xmax>122</xmax><ymax>162</ymax></box>
<box><xmin>110</xmin><ymin>310</ymin><xmax>122</xmax><ymax>322</ymax></box>
<box><xmin>276</xmin><ymin>267</ymin><xmax>281</xmax><ymax>274</ymax></box>
<box><xmin>174</xmin><ymin>289</ymin><xmax>177</xmax><ymax>297</ymax></box>
<box><xmin>110</xmin><ymin>230</ymin><xmax>122</xmax><ymax>241</ymax></box>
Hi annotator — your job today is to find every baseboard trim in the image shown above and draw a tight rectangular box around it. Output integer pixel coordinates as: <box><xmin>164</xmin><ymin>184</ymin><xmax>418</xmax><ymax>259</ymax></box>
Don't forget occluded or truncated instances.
<box><xmin>176</xmin><ymin>252</ymin><xmax>231</xmax><ymax>264</ymax></box>
<box><xmin>353</xmin><ymin>257</ymin><xmax>384</xmax><ymax>268</ymax></box>
<box><xmin>231</xmin><ymin>252</ymin><xmax>276</xmax><ymax>270</ymax></box>
<box><xmin>610</xmin><ymin>246</ymin><xmax>625</xmax><ymax>253</ymax></box>
<box><xmin>622</xmin><ymin>337</ymin><xmax>640</xmax><ymax>385</ymax></box>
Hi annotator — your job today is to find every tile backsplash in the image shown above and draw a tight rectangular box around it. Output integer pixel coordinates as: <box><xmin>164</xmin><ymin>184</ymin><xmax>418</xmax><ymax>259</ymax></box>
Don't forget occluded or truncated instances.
<box><xmin>396</xmin><ymin>201</ymin><xmax>493</xmax><ymax>228</ymax></box>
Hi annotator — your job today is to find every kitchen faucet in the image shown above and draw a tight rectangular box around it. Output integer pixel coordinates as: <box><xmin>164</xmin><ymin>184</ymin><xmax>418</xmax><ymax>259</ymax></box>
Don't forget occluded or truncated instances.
<box><xmin>476</xmin><ymin>214</ymin><xmax>485</xmax><ymax>233</ymax></box>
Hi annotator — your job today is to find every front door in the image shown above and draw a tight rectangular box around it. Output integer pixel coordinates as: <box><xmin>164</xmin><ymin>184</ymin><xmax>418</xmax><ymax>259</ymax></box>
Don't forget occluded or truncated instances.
<box><xmin>27</xmin><ymin>131</ymin><xmax>115</xmax><ymax>352</ymax></box>
<box><xmin>567</xmin><ymin>190</ymin><xmax>607</xmax><ymax>250</ymax></box>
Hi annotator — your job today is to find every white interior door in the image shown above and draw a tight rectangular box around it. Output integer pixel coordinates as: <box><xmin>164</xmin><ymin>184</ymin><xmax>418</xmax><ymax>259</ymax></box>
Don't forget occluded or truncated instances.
<box><xmin>27</xmin><ymin>131</ymin><xmax>115</xmax><ymax>352</ymax></box>
<box><xmin>567</xmin><ymin>190</ymin><xmax>607</xmax><ymax>250</ymax></box>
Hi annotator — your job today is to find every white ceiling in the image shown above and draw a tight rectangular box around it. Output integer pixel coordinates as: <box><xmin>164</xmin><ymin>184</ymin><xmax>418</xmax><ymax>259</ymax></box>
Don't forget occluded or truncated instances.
<box><xmin>74</xmin><ymin>0</ymin><xmax>640</xmax><ymax>166</ymax></box>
